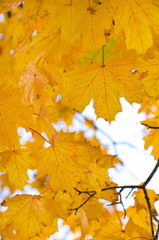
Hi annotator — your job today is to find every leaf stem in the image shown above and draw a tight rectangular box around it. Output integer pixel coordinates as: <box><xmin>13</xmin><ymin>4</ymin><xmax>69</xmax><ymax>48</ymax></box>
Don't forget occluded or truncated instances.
<box><xmin>102</xmin><ymin>45</ymin><xmax>105</xmax><ymax>67</ymax></box>
<box><xmin>28</xmin><ymin>127</ymin><xmax>51</xmax><ymax>144</ymax></box>
<box><xmin>39</xmin><ymin>187</ymin><xmax>51</xmax><ymax>196</ymax></box>
<box><xmin>88</xmin><ymin>0</ymin><xmax>91</xmax><ymax>9</ymax></box>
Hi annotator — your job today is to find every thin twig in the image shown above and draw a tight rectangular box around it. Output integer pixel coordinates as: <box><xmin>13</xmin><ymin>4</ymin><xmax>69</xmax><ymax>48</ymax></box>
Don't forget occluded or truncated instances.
<box><xmin>143</xmin><ymin>188</ymin><xmax>154</xmax><ymax>237</ymax></box>
<box><xmin>142</xmin><ymin>161</ymin><xmax>159</xmax><ymax>187</ymax></box>
<box><xmin>142</xmin><ymin>123</ymin><xmax>159</xmax><ymax>129</ymax></box>
<box><xmin>153</xmin><ymin>222</ymin><xmax>159</xmax><ymax>240</ymax></box>
<box><xmin>28</xmin><ymin>127</ymin><xmax>51</xmax><ymax>144</ymax></box>
<box><xmin>70</xmin><ymin>160</ymin><xmax>159</xmax><ymax>238</ymax></box>
<box><xmin>68</xmin><ymin>192</ymin><xmax>96</xmax><ymax>214</ymax></box>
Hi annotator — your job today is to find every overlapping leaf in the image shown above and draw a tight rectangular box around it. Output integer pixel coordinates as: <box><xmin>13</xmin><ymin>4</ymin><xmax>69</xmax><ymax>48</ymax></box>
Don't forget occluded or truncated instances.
<box><xmin>64</xmin><ymin>50</ymin><xmax>143</xmax><ymax>121</ymax></box>
<box><xmin>115</xmin><ymin>0</ymin><xmax>159</xmax><ymax>53</ymax></box>
<box><xmin>30</xmin><ymin>131</ymin><xmax>116</xmax><ymax>193</ymax></box>
<box><xmin>0</xmin><ymin>147</ymin><xmax>32</xmax><ymax>189</ymax></box>
<box><xmin>0</xmin><ymin>194</ymin><xmax>53</xmax><ymax>239</ymax></box>
<box><xmin>0</xmin><ymin>88</ymin><xmax>33</xmax><ymax>147</ymax></box>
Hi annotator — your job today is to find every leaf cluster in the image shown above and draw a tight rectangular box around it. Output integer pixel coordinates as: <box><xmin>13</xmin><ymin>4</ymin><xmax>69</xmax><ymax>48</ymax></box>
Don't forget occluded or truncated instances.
<box><xmin>0</xmin><ymin>0</ymin><xmax>159</xmax><ymax>239</ymax></box>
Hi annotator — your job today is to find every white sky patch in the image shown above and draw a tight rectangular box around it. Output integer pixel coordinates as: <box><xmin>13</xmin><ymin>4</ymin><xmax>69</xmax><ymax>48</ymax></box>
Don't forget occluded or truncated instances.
<box><xmin>53</xmin><ymin>121</ymin><xmax>68</xmax><ymax>132</ymax></box>
<box><xmin>9</xmin><ymin>185</ymin><xmax>39</xmax><ymax>198</ymax></box>
<box><xmin>0</xmin><ymin>14</ymin><xmax>4</xmax><ymax>22</ymax></box>
<box><xmin>0</xmin><ymin>33</ymin><xmax>4</xmax><ymax>40</ymax></box>
<box><xmin>17</xmin><ymin>127</ymin><xmax>32</xmax><ymax>145</ymax></box>
<box><xmin>56</xmin><ymin>94</ymin><xmax>61</xmax><ymax>102</ymax></box>
<box><xmin>27</xmin><ymin>169</ymin><xmax>37</xmax><ymax>183</ymax></box>
<box><xmin>41</xmin><ymin>131</ymin><xmax>51</xmax><ymax>147</ymax></box>
<box><xmin>32</xmin><ymin>29</ymin><xmax>37</xmax><ymax>37</ymax></box>
<box><xmin>10</xmin><ymin>49</ymin><xmax>14</xmax><ymax>55</ymax></box>
<box><xmin>48</xmin><ymin>219</ymin><xmax>81</xmax><ymax>240</ymax></box>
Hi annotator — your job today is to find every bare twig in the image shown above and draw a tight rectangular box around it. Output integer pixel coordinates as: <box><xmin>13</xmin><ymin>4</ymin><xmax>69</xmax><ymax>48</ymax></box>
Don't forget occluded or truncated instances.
<box><xmin>153</xmin><ymin>222</ymin><xmax>159</xmax><ymax>240</ymax></box>
<box><xmin>142</xmin><ymin>123</ymin><xmax>159</xmax><ymax>130</ymax></box>
<box><xmin>68</xmin><ymin>190</ymin><xmax>96</xmax><ymax>214</ymax></box>
<box><xmin>70</xmin><ymin>160</ymin><xmax>159</xmax><ymax>238</ymax></box>
<box><xmin>142</xmin><ymin>161</ymin><xmax>159</xmax><ymax>187</ymax></box>
<box><xmin>143</xmin><ymin>188</ymin><xmax>154</xmax><ymax>236</ymax></box>
<box><xmin>107</xmin><ymin>189</ymin><xmax>127</xmax><ymax>217</ymax></box>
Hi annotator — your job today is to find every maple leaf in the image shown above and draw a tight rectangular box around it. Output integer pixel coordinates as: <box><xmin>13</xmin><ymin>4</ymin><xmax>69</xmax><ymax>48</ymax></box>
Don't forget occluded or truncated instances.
<box><xmin>77</xmin><ymin>1</ymin><xmax>114</xmax><ymax>50</ymax></box>
<box><xmin>137</xmin><ymin>58</ymin><xmax>159</xmax><ymax>98</ymax></box>
<box><xmin>0</xmin><ymin>88</ymin><xmax>33</xmax><ymax>147</ymax></box>
<box><xmin>27</xmin><ymin>24</ymin><xmax>61</xmax><ymax>65</ymax></box>
<box><xmin>123</xmin><ymin>187</ymin><xmax>159</xmax><ymax>239</ymax></box>
<box><xmin>0</xmin><ymin>0</ymin><xmax>19</xmax><ymax>13</ymax></box>
<box><xmin>30</xmin><ymin>131</ymin><xmax>115</xmax><ymax>193</ymax></box>
<box><xmin>114</xmin><ymin>0</ymin><xmax>159</xmax><ymax>53</ymax></box>
<box><xmin>44</xmin><ymin>0</ymin><xmax>85</xmax><ymax>44</ymax></box>
<box><xmin>19</xmin><ymin>64</ymin><xmax>47</xmax><ymax>105</ymax></box>
<box><xmin>142</xmin><ymin>117</ymin><xmax>159</xmax><ymax>159</ymax></box>
<box><xmin>64</xmin><ymin>49</ymin><xmax>143</xmax><ymax>121</ymax></box>
<box><xmin>4</xmin><ymin>8</ymin><xmax>26</xmax><ymax>50</ymax></box>
<box><xmin>0</xmin><ymin>146</ymin><xmax>32</xmax><ymax>189</ymax></box>
<box><xmin>29</xmin><ymin>89</ymin><xmax>63</xmax><ymax>138</ymax></box>
<box><xmin>0</xmin><ymin>194</ymin><xmax>53</xmax><ymax>239</ymax></box>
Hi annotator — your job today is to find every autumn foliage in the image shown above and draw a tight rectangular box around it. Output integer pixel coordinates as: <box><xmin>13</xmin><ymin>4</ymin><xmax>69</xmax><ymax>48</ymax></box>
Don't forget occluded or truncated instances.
<box><xmin>1</xmin><ymin>0</ymin><xmax>159</xmax><ymax>239</ymax></box>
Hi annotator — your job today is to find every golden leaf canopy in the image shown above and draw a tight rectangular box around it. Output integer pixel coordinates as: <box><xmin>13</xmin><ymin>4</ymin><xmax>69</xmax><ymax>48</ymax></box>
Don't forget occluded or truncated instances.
<box><xmin>1</xmin><ymin>0</ymin><xmax>159</xmax><ymax>239</ymax></box>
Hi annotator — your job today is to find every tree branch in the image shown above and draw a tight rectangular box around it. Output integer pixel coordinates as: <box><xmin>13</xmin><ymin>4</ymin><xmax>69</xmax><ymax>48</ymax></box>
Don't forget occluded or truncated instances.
<box><xmin>68</xmin><ymin>190</ymin><xmax>96</xmax><ymax>214</ymax></box>
<box><xmin>142</xmin><ymin>161</ymin><xmax>159</xmax><ymax>187</ymax></box>
<box><xmin>143</xmin><ymin>188</ymin><xmax>154</xmax><ymax>236</ymax></box>
<box><xmin>70</xmin><ymin>159</ymin><xmax>159</xmax><ymax>238</ymax></box>
<box><xmin>142</xmin><ymin>123</ymin><xmax>159</xmax><ymax>129</ymax></box>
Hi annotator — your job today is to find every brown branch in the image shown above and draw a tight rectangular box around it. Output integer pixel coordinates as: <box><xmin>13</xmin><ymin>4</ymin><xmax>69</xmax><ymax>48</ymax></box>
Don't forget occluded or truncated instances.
<box><xmin>142</xmin><ymin>123</ymin><xmax>159</xmax><ymax>129</ymax></box>
<box><xmin>153</xmin><ymin>222</ymin><xmax>159</xmax><ymax>240</ymax></box>
<box><xmin>142</xmin><ymin>161</ymin><xmax>159</xmax><ymax>187</ymax></box>
<box><xmin>101</xmin><ymin>185</ymin><xmax>141</xmax><ymax>192</ymax></box>
<box><xmin>107</xmin><ymin>189</ymin><xmax>127</xmax><ymax>217</ymax></box>
<box><xmin>74</xmin><ymin>188</ymin><xmax>96</xmax><ymax>196</ymax></box>
<box><xmin>68</xmin><ymin>191</ymin><xmax>96</xmax><ymax>214</ymax></box>
<box><xmin>70</xmin><ymin>160</ymin><xmax>159</xmax><ymax>238</ymax></box>
<box><xmin>143</xmin><ymin>188</ymin><xmax>154</xmax><ymax>237</ymax></box>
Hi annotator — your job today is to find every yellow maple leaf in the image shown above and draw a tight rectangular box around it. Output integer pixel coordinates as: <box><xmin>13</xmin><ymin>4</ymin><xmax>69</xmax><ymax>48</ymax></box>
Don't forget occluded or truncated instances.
<box><xmin>0</xmin><ymin>172</ymin><xmax>17</xmax><ymax>194</ymax></box>
<box><xmin>124</xmin><ymin>218</ymin><xmax>152</xmax><ymax>240</ymax></box>
<box><xmin>30</xmin><ymin>89</ymin><xmax>60</xmax><ymax>138</ymax></box>
<box><xmin>144</xmin><ymin>130</ymin><xmax>159</xmax><ymax>160</ymax></box>
<box><xmin>142</xmin><ymin>117</ymin><xmax>159</xmax><ymax>159</ymax></box>
<box><xmin>64</xmin><ymin>50</ymin><xmax>143</xmax><ymax>121</ymax></box>
<box><xmin>19</xmin><ymin>64</ymin><xmax>47</xmax><ymax>105</ymax></box>
<box><xmin>77</xmin><ymin>1</ymin><xmax>113</xmax><ymax>50</ymax></box>
<box><xmin>28</xmin><ymin>24</ymin><xmax>61</xmax><ymax>65</ymax></box>
<box><xmin>0</xmin><ymin>194</ymin><xmax>53</xmax><ymax>239</ymax></box>
<box><xmin>133</xmin><ymin>188</ymin><xmax>159</xmax><ymax>215</ymax></box>
<box><xmin>44</xmin><ymin>0</ymin><xmax>85</xmax><ymax>44</ymax></box>
<box><xmin>138</xmin><ymin>58</ymin><xmax>159</xmax><ymax>98</ymax></box>
<box><xmin>0</xmin><ymin>88</ymin><xmax>33</xmax><ymax>147</ymax></box>
<box><xmin>0</xmin><ymin>147</ymin><xmax>32</xmax><ymax>189</ymax></box>
<box><xmin>43</xmin><ymin>190</ymin><xmax>73</xmax><ymax>221</ymax></box>
<box><xmin>114</xmin><ymin>0</ymin><xmax>159</xmax><ymax>53</ymax></box>
<box><xmin>30</xmin><ymin>131</ymin><xmax>114</xmax><ymax>193</ymax></box>
<box><xmin>0</xmin><ymin>0</ymin><xmax>19</xmax><ymax>13</ymax></box>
